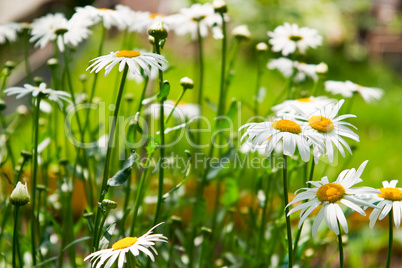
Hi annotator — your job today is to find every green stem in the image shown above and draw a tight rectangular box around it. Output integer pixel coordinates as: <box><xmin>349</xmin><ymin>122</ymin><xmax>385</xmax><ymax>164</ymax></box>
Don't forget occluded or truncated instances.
<box><xmin>30</xmin><ymin>96</ymin><xmax>42</xmax><ymax>266</ymax></box>
<box><xmin>97</xmin><ymin>209</ymin><xmax>111</xmax><ymax>244</ymax></box>
<box><xmin>338</xmin><ymin>224</ymin><xmax>344</xmax><ymax>268</ymax></box>
<box><xmin>23</xmin><ymin>29</ymin><xmax>33</xmax><ymax>84</ymax></box>
<box><xmin>282</xmin><ymin>155</ymin><xmax>293</xmax><ymax>268</ymax></box>
<box><xmin>165</xmin><ymin>89</ymin><xmax>186</xmax><ymax>124</ymax></box>
<box><xmin>92</xmin><ymin>65</ymin><xmax>129</xmax><ymax>251</ymax></box>
<box><xmin>254</xmin><ymin>50</ymin><xmax>263</xmax><ymax>117</ymax></box>
<box><xmin>224</xmin><ymin>39</ymin><xmax>240</xmax><ymax>95</ymax></box>
<box><xmin>12</xmin><ymin>205</ymin><xmax>20</xmax><ymax>268</ymax></box>
<box><xmin>129</xmin><ymin>153</ymin><xmax>153</xmax><ymax>236</ymax></box>
<box><xmin>256</xmin><ymin>174</ymin><xmax>272</xmax><ymax>266</ymax></box>
<box><xmin>217</xmin><ymin>12</ymin><xmax>227</xmax><ymax>117</ymax></box>
<box><xmin>196</xmin><ymin>21</ymin><xmax>204</xmax><ymax>145</ymax></box>
<box><xmin>153</xmin><ymin>37</ymin><xmax>165</xmax><ymax>227</ymax></box>
<box><xmin>386</xmin><ymin>210</ymin><xmax>393</xmax><ymax>268</ymax></box>
<box><xmin>311</xmin><ymin>77</ymin><xmax>320</xmax><ymax>97</ymax></box>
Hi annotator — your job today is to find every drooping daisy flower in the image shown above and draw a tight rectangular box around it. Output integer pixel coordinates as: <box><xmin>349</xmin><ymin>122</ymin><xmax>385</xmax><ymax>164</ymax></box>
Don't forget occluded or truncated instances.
<box><xmin>145</xmin><ymin>100</ymin><xmax>200</xmax><ymax>120</ymax></box>
<box><xmin>74</xmin><ymin>5</ymin><xmax>125</xmax><ymax>29</ymax></box>
<box><xmin>4</xmin><ymin>82</ymin><xmax>71</xmax><ymax>108</ymax></box>
<box><xmin>287</xmin><ymin>160</ymin><xmax>380</xmax><ymax>237</ymax></box>
<box><xmin>369</xmin><ymin>180</ymin><xmax>402</xmax><ymax>228</ymax></box>
<box><xmin>239</xmin><ymin>117</ymin><xmax>324</xmax><ymax>162</ymax></box>
<box><xmin>86</xmin><ymin>50</ymin><xmax>168</xmax><ymax>77</ymax></box>
<box><xmin>0</xmin><ymin>22</ymin><xmax>22</xmax><ymax>44</ymax></box>
<box><xmin>268</xmin><ymin>22</ymin><xmax>322</xmax><ymax>56</ymax></box>
<box><xmin>325</xmin><ymin>80</ymin><xmax>383</xmax><ymax>103</ymax></box>
<box><xmin>84</xmin><ymin>222</ymin><xmax>167</xmax><ymax>267</ymax></box>
<box><xmin>289</xmin><ymin>99</ymin><xmax>359</xmax><ymax>163</ymax></box>
<box><xmin>30</xmin><ymin>13</ymin><xmax>92</xmax><ymax>52</ymax></box>
<box><xmin>272</xmin><ymin>96</ymin><xmax>337</xmax><ymax>115</ymax></box>
<box><xmin>171</xmin><ymin>3</ymin><xmax>224</xmax><ymax>40</ymax></box>
<box><xmin>267</xmin><ymin>57</ymin><xmax>319</xmax><ymax>82</ymax></box>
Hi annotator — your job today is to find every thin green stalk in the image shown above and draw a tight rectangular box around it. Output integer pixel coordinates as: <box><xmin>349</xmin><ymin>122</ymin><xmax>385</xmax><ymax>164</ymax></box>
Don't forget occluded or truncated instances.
<box><xmin>12</xmin><ymin>205</ymin><xmax>21</xmax><ymax>268</ymax></box>
<box><xmin>346</xmin><ymin>93</ymin><xmax>356</xmax><ymax>114</ymax></box>
<box><xmin>311</xmin><ymin>77</ymin><xmax>320</xmax><ymax>97</ymax></box>
<box><xmin>256</xmin><ymin>174</ymin><xmax>272</xmax><ymax>265</ymax></box>
<box><xmin>23</xmin><ymin>29</ymin><xmax>33</xmax><ymax>84</ymax></box>
<box><xmin>338</xmin><ymin>224</ymin><xmax>344</xmax><ymax>268</ymax></box>
<box><xmin>92</xmin><ymin>65</ymin><xmax>129</xmax><ymax>251</ymax></box>
<box><xmin>30</xmin><ymin>96</ymin><xmax>42</xmax><ymax>266</ymax></box>
<box><xmin>282</xmin><ymin>155</ymin><xmax>293</xmax><ymax>268</ymax></box>
<box><xmin>153</xmin><ymin>38</ymin><xmax>166</xmax><ymax>226</ymax></box>
<box><xmin>386</xmin><ymin>210</ymin><xmax>393</xmax><ymax>268</ymax></box>
<box><xmin>254</xmin><ymin>50</ymin><xmax>263</xmax><ymax>117</ymax></box>
<box><xmin>129</xmin><ymin>153</ymin><xmax>153</xmax><ymax>236</ymax></box>
<box><xmin>165</xmin><ymin>88</ymin><xmax>186</xmax><ymax>124</ymax></box>
<box><xmin>224</xmin><ymin>39</ymin><xmax>240</xmax><ymax>94</ymax></box>
<box><xmin>97</xmin><ymin>209</ymin><xmax>111</xmax><ymax>244</ymax></box>
<box><xmin>196</xmin><ymin>21</ymin><xmax>204</xmax><ymax>145</ymax></box>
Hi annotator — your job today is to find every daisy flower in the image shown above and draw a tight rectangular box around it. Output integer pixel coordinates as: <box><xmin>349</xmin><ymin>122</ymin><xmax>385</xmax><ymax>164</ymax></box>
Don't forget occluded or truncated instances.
<box><xmin>239</xmin><ymin>117</ymin><xmax>324</xmax><ymax>162</ymax></box>
<box><xmin>86</xmin><ymin>50</ymin><xmax>168</xmax><ymax>77</ymax></box>
<box><xmin>267</xmin><ymin>57</ymin><xmax>318</xmax><ymax>82</ymax></box>
<box><xmin>272</xmin><ymin>96</ymin><xmax>337</xmax><ymax>115</ymax></box>
<box><xmin>369</xmin><ymin>180</ymin><xmax>402</xmax><ymax>228</ymax></box>
<box><xmin>325</xmin><ymin>80</ymin><xmax>383</xmax><ymax>103</ymax></box>
<box><xmin>84</xmin><ymin>222</ymin><xmax>167</xmax><ymax>267</ymax></box>
<box><xmin>145</xmin><ymin>100</ymin><xmax>200</xmax><ymax>120</ymax></box>
<box><xmin>4</xmin><ymin>82</ymin><xmax>71</xmax><ymax>108</ymax></box>
<box><xmin>0</xmin><ymin>22</ymin><xmax>22</xmax><ymax>44</ymax></box>
<box><xmin>30</xmin><ymin>13</ymin><xmax>92</xmax><ymax>52</ymax></box>
<box><xmin>74</xmin><ymin>5</ymin><xmax>125</xmax><ymax>29</ymax></box>
<box><xmin>268</xmin><ymin>22</ymin><xmax>322</xmax><ymax>56</ymax></box>
<box><xmin>171</xmin><ymin>3</ymin><xmax>224</xmax><ymax>40</ymax></box>
<box><xmin>290</xmin><ymin>99</ymin><xmax>359</xmax><ymax>163</ymax></box>
<box><xmin>287</xmin><ymin>160</ymin><xmax>380</xmax><ymax>237</ymax></box>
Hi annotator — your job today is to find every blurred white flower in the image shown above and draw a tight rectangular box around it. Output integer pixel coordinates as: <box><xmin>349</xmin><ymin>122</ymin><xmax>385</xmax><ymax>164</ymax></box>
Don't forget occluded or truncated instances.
<box><xmin>272</xmin><ymin>96</ymin><xmax>337</xmax><ymax>115</ymax></box>
<box><xmin>325</xmin><ymin>80</ymin><xmax>383</xmax><ymax>103</ymax></box>
<box><xmin>74</xmin><ymin>6</ymin><xmax>125</xmax><ymax>29</ymax></box>
<box><xmin>268</xmin><ymin>22</ymin><xmax>322</xmax><ymax>56</ymax></box>
<box><xmin>0</xmin><ymin>22</ymin><xmax>22</xmax><ymax>44</ymax></box>
<box><xmin>145</xmin><ymin>100</ymin><xmax>200</xmax><ymax>121</ymax></box>
<box><xmin>268</xmin><ymin>57</ymin><xmax>318</xmax><ymax>82</ymax></box>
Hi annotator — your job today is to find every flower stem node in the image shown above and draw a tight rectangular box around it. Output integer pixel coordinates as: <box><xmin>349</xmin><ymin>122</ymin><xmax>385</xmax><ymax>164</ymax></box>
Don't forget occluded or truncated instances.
<box><xmin>102</xmin><ymin>199</ymin><xmax>117</xmax><ymax>210</ymax></box>
<box><xmin>213</xmin><ymin>0</ymin><xmax>228</xmax><ymax>13</ymax></box>
<box><xmin>0</xmin><ymin>99</ymin><xmax>6</xmax><ymax>111</ymax></box>
<box><xmin>256</xmin><ymin>42</ymin><xmax>268</xmax><ymax>52</ymax></box>
<box><xmin>148</xmin><ymin>19</ymin><xmax>168</xmax><ymax>40</ymax></box>
<box><xmin>21</xmin><ymin>150</ymin><xmax>33</xmax><ymax>160</ymax></box>
<box><xmin>10</xmin><ymin>182</ymin><xmax>30</xmax><ymax>206</ymax></box>
<box><xmin>180</xmin><ymin>77</ymin><xmax>194</xmax><ymax>90</ymax></box>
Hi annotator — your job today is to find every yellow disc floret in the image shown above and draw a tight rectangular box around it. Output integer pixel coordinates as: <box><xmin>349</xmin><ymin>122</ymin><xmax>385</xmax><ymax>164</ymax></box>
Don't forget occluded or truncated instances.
<box><xmin>116</xmin><ymin>50</ymin><xmax>141</xmax><ymax>58</ymax></box>
<box><xmin>112</xmin><ymin>237</ymin><xmax>138</xmax><ymax>250</ymax></box>
<box><xmin>308</xmin><ymin>115</ymin><xmax>334</xmax><ymax>133</ymax></box>
<box><xmin>297</xmin><ymin>97</ymin><xmax>312</xmax><ymax>103</ymax></box>
<box><xmin>150</xmin><ymin>13</ymin><xmax>165</xmax><ymax>18</ymax></box>
<box><xmin>272</xmin><ymin>119</ymin><xmax>302</xmax><ymax>134</ymax></box>
<box><xmin>379</xmin><ymin>188</ymin><xmax>402</xmax><ymax>201</ymax></box>
<box><xmin>98</xmin><ymin>8</ymin><xmax>113</xmax><ymax>11</ymax></box>
<box><xmin>317</xmin><ymin>183</ymin><xmax>345</xmax><ymax>203</ymax></box>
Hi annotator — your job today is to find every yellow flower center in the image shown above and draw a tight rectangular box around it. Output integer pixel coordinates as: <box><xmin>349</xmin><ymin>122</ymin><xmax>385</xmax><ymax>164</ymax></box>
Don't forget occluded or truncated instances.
<box><xmin>150</xmin><ymin>13</ymin><xmax>165</xmax><ymax>18</ymax></box>
<box><xmin>316</xmin><ymin>183</ymin><xmax>345</xmax><ymax>203</ymax></box>
<box><xmin>289</xmin><ymin>35</ymin><xmax>303</xmax><ymax>41</ymax></box>
<box><xmin>308</xmin><ymin>115</ymin><xmax>334</xmax><ymax>133</ymax></box>
<box><xmin>178</xmin><ymin>101</ymin><xmax>186</xmax><ymax>106</ymax></box>
<box><xmin>272</xmin><ymin>120</ymin><xmax>302</xmax><ymax>134</ymax></box>
<box><xmin>112</xmin><ymin>237</ymin><xmax>138</xmax><ymax>250</ymax></box>
<box><xmin>297</xmin><ymin>97</ymin><xmax>312</xmax><ymax>103</ymax></box>
<box><xmin>98</xmin><ymin>8</ymin><xmax>113</xmax><ymax>11</ymax></box>
<box><xmin>116</xmin><ymin>50</ymin><xmax>141</xmax><ymax>58</ymax></box>
<box><xmin>379</xmin><ymin>188</ymin><xmax>402</xmax><ymax>201</ymax></box>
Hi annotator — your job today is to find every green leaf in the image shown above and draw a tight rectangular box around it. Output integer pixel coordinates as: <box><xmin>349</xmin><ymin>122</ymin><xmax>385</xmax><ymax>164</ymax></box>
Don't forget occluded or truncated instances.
<box><xmin>107</xmin><ymin>153</ymin><xmax>136</xmax><ymax>187</ymax></box>
<box><xmin>99</xmin><ymin>222</ymin><xmax>116</xmax><ymax>250</ymax></box>
<box><xmin>207</xmin><ymin>146</ymin><xmax>235</xmax><ymax>180</ymax></box>
<box><xmin>205</xmin><ymin>97</ymin><xmax>217</xmax><ymax>112</ymax></box>
<box><xmin>163</xmin><ymin>151</ymin><xmax>192</xmax><ymax>200</ymax></box>
<box><xmin>157</xmin><ymin>80</ymin><xmax>170</xmax><ymax>102</ymax></box>
<box><xmin>216</xmin><ymin>99</ymin><xmax>238</xmax><ymax>130</ymax></box>
<box><xmin>62</xmin><ymin>236</ymin><xmax>91</xmax><ymax>252</ymax></box>
<box><xmin>221</xmin><ymin>177</ymin><xmax>239</xmax><ymax>207</ymax></box>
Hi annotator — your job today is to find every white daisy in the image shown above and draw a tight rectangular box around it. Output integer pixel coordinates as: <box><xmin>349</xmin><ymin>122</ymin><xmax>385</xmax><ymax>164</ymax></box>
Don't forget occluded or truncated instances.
<box><xmin>0</xmin><ymin>22</ymin><xmax>22</xmax><ymax>44</ymax></box>
<box><xmin>171</xmin><ymin>3</ymin><xmax>223</xmax><ymax>40</ymax></box>
<box><xmin>145</xmin><ymin>100</ymin><xmax>200</xmax><ymax>121</ymax></box>
<box><xmin>86</xmin><ymin>50</ymin><xmax>168</xmax><ymax>77</ymax></box>
<box><xmin>369</xmin><ymin>180</ymin><xmax>402</xmax><ymax>229</ymax></box>
<box><xmin>325</xmin><ymin>80</ymin><xmax>383</xmax><ymax>103</ymax></box>
<box><xmin>74</xmin><ymin>5</ymin><xmax>125</xmax><ymax>29</ymax></box>
<box><xmin>272</xmin><ymin>96</ymin><xmax>337</xmax><ymax>115</ymax></box>
<box><xmin>239</xmin><ymin>117</ymin><xmax>324</xmax><ymax>162</ymax></box>
<box><xmin>268</xmin><ymin>22</ymin><xmax>322</xmax><ymax>56</ymax></box>
<box><xmin>290</xmin><ymin>99</ymin><xmax>359</xmax><ymax>163</ymax></box>
<box><xmin>30</xmin><ymin>13</ymin><xmax>92</xmax><ymax>52</ymax></box>
<box><xmin>267</xmin><ymin>57</ymin><xmax>318</xmax><ymax>82</ymax></box>
<box><xmin>4</xmin><ymin>82</ymin><xmax>71</xmax><ymax>108</ymax></box>
<box><xmin>287</xmin><ymin>160</ymin><xmax>380</xmax><ymax>237</ymax></box>
<box><xmin>84</xmin><ymin>222</ymin><xmax>167</xmax><ymax>267</ymax></box>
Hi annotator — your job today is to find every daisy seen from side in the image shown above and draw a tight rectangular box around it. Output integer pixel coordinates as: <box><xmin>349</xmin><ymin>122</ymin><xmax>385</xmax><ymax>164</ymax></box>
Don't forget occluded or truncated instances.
<box><xmin>74</xmin><ymin>5</ymin><xmax>125</xmax><ymax>29</ymax></box>
<box><xmin>0</xmin><ymin>22</ymin><xmax>22</xmax><ymax>44</ymax></box>
<box><xmin>267</xmin><ymin>57</ymin><xmax>319</xmax><ymax>82</ymax></box>
<box><xmin>272</xmin><ymin>96</ymin><xmax>337</xmax><ymax>115</ymax></box>
<box><xmin>325</xmin><ymin>80</ymin><xmax>383</xmax><ymax>103</ymax></box>
<box><xmin>287</xmin><ymin>160</ymin><xmax>380</xmax><ymax>237</ymax></box>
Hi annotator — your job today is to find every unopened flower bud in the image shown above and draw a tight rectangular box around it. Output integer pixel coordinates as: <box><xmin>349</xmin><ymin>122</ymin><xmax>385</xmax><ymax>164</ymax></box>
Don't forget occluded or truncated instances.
<box><xmin>59</xmin><ymin>158</ymin><xmax>69</xmax><ymax>166</ymax></box>
<box><xmin>17</xmin><ymin>105</ymin><xmax>29</xmax><ymax>115</ymax></box>
<box><xmin>102</xmin><ymin>199</ymin><xmax>117</xmax><ymax>209</ymax></box>
<box><xmin>47</xmin><ymin>58</ymin><xmax>59</xmax><ymax>67</ymax></box>
<box><xmin>34</xmin><ymin>76</ymin><xmax>44</xmax><ymax>86</ymax></box>
<box><xmin>79</xmin><ymin>74</ymin><xmax>87</xmax><ymax>82</ymax></box>
<box><xmin>213</xmin><ymin>0</ymin><xmax>227</xmax><ymax>13</ymax></box>
<box><xmin>4</xmin><ymin>61</ymin><xmax>16</xmax><ymax>71</ymax></box>
<box><xmin>0</xmin><ymin>99</ymin><xmax>6</xmax><ymax>111</ymax></box>
<box><xmin>180</xmin><ymin>77</ymin><xmax>194</xmax><ymax>90</ymax></box>
<box><xmin>125</xmin><ymin>93</ymin><xmax>134</xmax><ymax>102</ymax></box>
<box><xmin>201</xmin><ymin>226</ymin><xmax>212</xmax><ymax>235</ymax></box>
<box><xmin>148</xmin><ymin>19</ymin><xmax>168</xmax><ymax>40</ymax></box>
<box><xmin>315</xmin><ymin>62</ymin><xmax>328</xmax><ymax>75</ymax></box>
<box><xmin>256</xmin><ymin>42</ymin><xmax>268</xmax><ymax>52</ymax></box>
<box><xmin>170</xmin><ymin>215</ymin><xmax>182</xmax><ymax>224</ymax></box>
<box><xmin>232</xmin><ymin>25</ymin><xmax>251</xmax><ymax>40</ymax></box>
<box><xmin>37</xmin><ymin>184</ymin><xmax>47</xmax><ymax>192</ymax></box>
<box><xmin>21</xmin><ymin>150</ymin><xmax>32</xmax><ymax>160</ymax></box>
<box><xmin>10</xmin><ymin>182</ymin><xmax>30</xmax><ymax>206</ymax></box>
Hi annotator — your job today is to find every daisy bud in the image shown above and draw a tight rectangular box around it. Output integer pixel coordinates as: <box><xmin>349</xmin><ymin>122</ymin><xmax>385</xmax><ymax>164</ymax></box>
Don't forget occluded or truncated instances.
<box><xmin>201</xmin><ymin>226</ymin><xmax>212</xmax><ymax>235</ymax></box>
<box><xmin>102</xmin><ymin>199</ymin><xmax>118</xmax><ymax>209</ymax></box>
<box><xmin>170</xmin><ymin>215</ymin><xmax>182</xmax><ymax>224</ymax></box>
<box><xmin>34</xmin><ymin>76</ymin><xmax>44</xmax><ymax>86</ymax></box>
<box><xmin>47</xmin><ymin>58</ymin><xmax>59</xmax><ymax>68</ymax></box>
<box><xmin>213</xmin><ymin>0</ymin><xmax>228</xmax><ymax>13</ymax></box>
<box><xmin>148</xmin><ymin>19</ymin><xmax>168</xmax><ymax>40</ymax></box>
<box><xmin>21</xmin><ymin>150</ymin><xmax>32</xmax><ymax>160</ymax></box>
<box><xmin>79</xmin><ymin>74</ymin><xmax>87</xmax><ymax>82</ymax></box>
<box><xmin>4</xmin><ymin>61</ymin><xmax>16</xmax><ymax>71</ymax></box>
<box><xmin>37</xmin><ymin>184</ymin><xmax>47</xmax><ymax>192</ymax></box>
<box><xmin>232</xmin><ymin>25</ymin><xmax>251</xmax><ymax>40</ymax></box>
<box><xmin>256</xmin><ymin>42</ymin><xmax>268</xmax><ymax>52</ymax></box>
<box><xmin>93</xmin><ymin>97</ymin><xmax>101</xmax><ymax>105</ymax></box>
<box><xmin>83</xmin><ymin>212</ymin><xmax>94</xmax><ymax>219</ymax></box>
<box><xmin>180</xmin><ymin>77</ymin><xmax>194</xmax><ymax>90</ymax></box>
<box><xmin>0</xmin><ymin>99</ymin><xmax>6</xmax><ymax>111</ymax></box>
<box><xmin>59</xmin><ymin>158</ymin><xmax>69</xmax><ymax>166</ymax></box>
<box><xmin>315</xmin><ymin>62</ymin><xmax>328</xmax><ymax>75</ymax></box>
<box><xmin>17</xmin><ymin>105</ymin><xmax>29</xmax><ymax>115</ymax></box>
<box><xmin>125</xmin><ymin>93</ymin><xmax>134</xmax><ymax>102</ymax></box>
<box><xmin>10</xmin><ymin>181</ymin><xmax>30</xmax><ymax>206</ymax></box>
